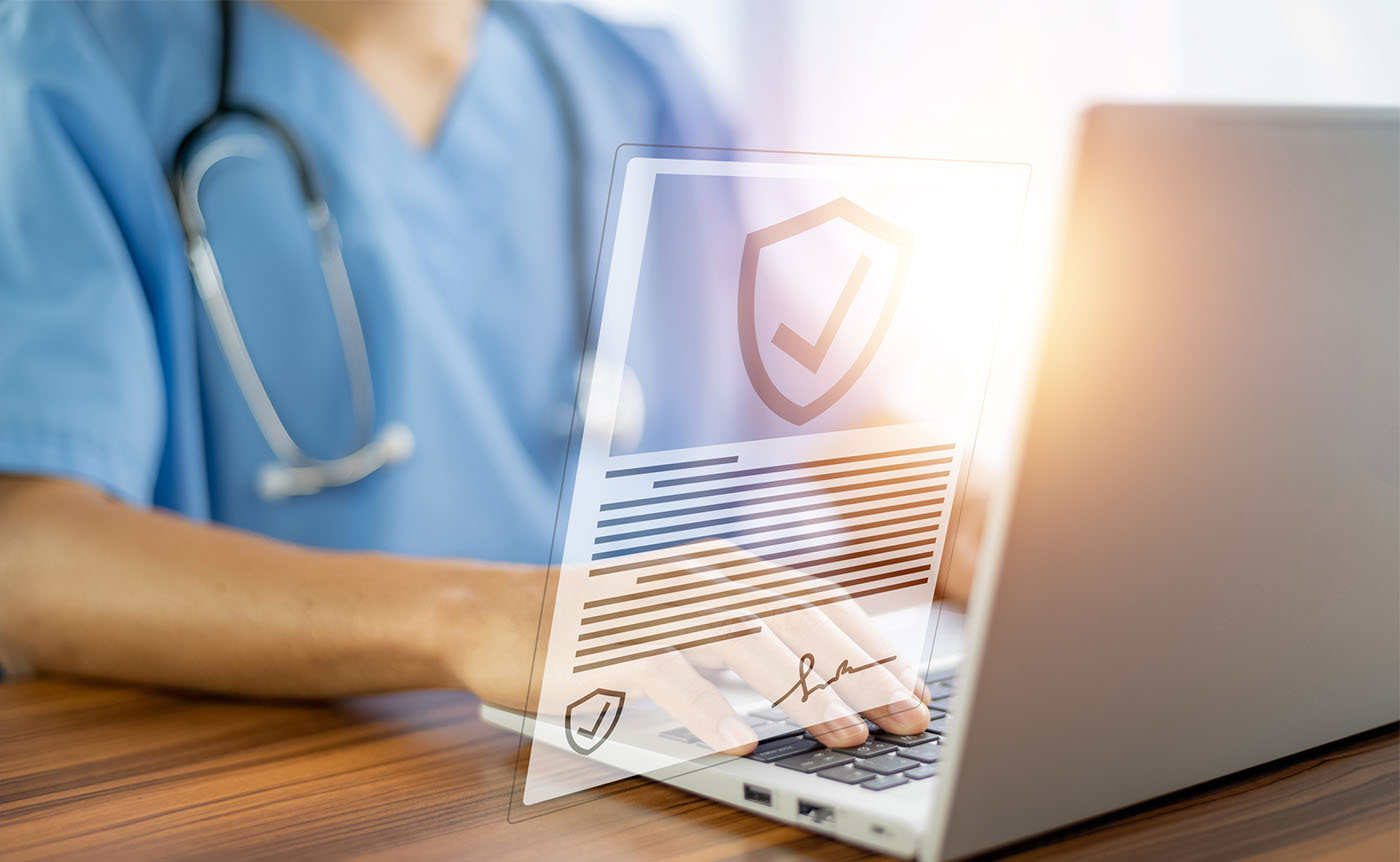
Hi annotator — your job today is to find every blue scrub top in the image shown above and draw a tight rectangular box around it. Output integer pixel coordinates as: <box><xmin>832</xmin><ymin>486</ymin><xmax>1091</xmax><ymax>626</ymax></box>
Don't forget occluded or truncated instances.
<box><xmin>0</xmin><ymin>0</ymin><xmax>729</xmax><ymax>562</ymax></box>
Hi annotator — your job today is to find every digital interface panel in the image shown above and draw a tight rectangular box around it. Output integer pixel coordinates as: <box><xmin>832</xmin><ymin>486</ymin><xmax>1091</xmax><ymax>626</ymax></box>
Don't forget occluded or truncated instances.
<box><xmin>517</xmin><ymin>148</ymin><xmax>1029</xmax><ymax>807</ymax></box>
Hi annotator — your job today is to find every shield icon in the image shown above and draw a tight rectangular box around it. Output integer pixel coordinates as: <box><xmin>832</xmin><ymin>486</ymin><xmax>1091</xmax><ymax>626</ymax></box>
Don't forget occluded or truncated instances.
<box><xmin>563</xmin><ymin>688</ymin><xmax>626</xmax><ymax>756</ymax></box>
<box><xmin>738</xmin><ymin>197</ymin><xmax>914</xmax><ymax>425</ymax></box>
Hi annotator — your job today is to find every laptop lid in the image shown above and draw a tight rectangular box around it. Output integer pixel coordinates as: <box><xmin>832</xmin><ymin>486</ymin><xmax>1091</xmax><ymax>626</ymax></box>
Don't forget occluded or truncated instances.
<box><xmin>926</xmin><ymin>104</ymin><xmax>1400</xmax><ymax>860</ymax></box>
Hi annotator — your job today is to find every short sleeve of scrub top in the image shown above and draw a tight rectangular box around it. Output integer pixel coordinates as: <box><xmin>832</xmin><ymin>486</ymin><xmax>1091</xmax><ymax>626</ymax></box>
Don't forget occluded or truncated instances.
<box><xmin>0</xmin><ymin>0</ymin><xmax>733</xmax><ymax>563</ymax></box>
<box><xmin>0</xmin><ymin>2</ymin><xmax>170</xmax><ymax>504</ymax></box>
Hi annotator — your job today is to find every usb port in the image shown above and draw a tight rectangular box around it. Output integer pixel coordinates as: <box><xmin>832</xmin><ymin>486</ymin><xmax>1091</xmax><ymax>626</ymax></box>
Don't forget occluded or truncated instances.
<box><xmin>797</xmin><ymin>800</ymin><xmax>836</xmax><ymax>824</ymax></box>
<box><xmin>742</xmin><ymin>783</ymin><xmax>772</xmax><ymax>807</ymax></box>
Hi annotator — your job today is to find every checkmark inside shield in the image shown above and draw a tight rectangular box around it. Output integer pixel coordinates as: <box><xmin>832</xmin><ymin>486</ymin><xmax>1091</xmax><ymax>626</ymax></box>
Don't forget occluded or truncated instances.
<box><xmin>737</xmin><ymin>196</ymin><xmax>912</xmax><ymax>426</ymax></box>
<box><xmin>574</xmin><ymin>702</ymin><xmax>611</xmax><ymax>739</ymax></box>
<box><xmin>771</xmin><ymin>253</ymin><xmax>874</xmax><ymax>373</ymax></box>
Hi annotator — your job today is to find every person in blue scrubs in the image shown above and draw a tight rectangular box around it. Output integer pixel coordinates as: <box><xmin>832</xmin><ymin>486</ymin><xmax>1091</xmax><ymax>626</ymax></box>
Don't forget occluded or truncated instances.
<box><xmin>0</xmin><ymin>1</ymin><xmax>930</xmax><ymax>752</ymax></box>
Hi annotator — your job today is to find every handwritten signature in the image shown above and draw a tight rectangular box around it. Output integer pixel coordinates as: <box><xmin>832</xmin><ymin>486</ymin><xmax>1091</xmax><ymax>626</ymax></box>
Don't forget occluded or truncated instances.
<box><xmin>771</xmin><ymin>652</ymin><xmax>899</xmax><ymax>708</ymax></box>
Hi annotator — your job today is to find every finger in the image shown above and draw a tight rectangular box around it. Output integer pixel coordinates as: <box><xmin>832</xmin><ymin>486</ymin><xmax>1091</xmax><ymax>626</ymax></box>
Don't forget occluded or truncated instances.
<box><xmin>811</xmin><ymin>577</ymin><xmax>933</xmax><ymax>704</ymax></box>
<box><xmin>709</xmin><ymin>544</ymin><xmax>934</xmax><ymax>705</ymax></box>
<box><xmin>679</xmin><ymin>561</ymin><xmax>930</xmax><ymax>732</ymax></box>
<box><xmin>636</xmin><ymin>651</ymin><xmax>757</xmax><ymax>755</ymax></box>
<box><xmin>758</xmin><ymin>602</ymin><xmax>929</xmax><ymax>736</ymax></box>
<box><xmin>691</xmin><ymin>626</ymin><xmax>868</xmax><ymax>749</ymax></box>
<box><xmin>722</xmin><ymin>570</ymin><xmax>927</xmax><ymax>734</ymax></box>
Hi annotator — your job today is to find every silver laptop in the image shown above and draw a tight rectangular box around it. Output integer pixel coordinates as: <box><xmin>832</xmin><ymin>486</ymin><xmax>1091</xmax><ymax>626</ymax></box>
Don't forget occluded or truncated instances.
<box><xmin>483</xmin><ymin>104</ymin><xmax>1400</xmax><ymax>859</ymax></box>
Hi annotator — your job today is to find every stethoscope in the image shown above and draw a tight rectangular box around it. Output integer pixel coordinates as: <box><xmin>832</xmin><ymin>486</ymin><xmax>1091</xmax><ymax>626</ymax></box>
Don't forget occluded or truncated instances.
<box><xmin>172</xmin><ymin>0</ymin><xmax>641</xmax><ymax>501</ymax></box>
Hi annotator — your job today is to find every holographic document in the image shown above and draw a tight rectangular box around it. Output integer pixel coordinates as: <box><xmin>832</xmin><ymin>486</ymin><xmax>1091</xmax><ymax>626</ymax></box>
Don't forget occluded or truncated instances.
<box><xmin>521</xmin><ymin>148</ymin><xmax>1029</xmax><ymax>805</ymax></box>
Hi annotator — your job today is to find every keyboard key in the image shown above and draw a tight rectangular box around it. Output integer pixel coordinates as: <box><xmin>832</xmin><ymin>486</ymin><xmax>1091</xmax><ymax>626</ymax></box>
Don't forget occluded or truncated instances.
<box><xmin>905</xmin><ymin>764</ymin><xmax>939</xmax><ymax>780</ymax></box>
<box><xmin>927</xmin><ymin>680</ymin><xmax>955</xmax><ymax>699</ymax></box>
<box><xmin>862</xmin><ymin>774</ymin><xmax>910</xmax><ymax>791</ymax></box>
<box><xmin>873</xmin><ymin>731</ymin><xmax>940</xmax><ymax>748</ymax></box>
<box><xmin>858</xmin><ymin>753</ymin><xmax>919</xmax><ymax>775</ymax></box>
<box><xmin>833</xmin><ymin>739</ymin><xmax>896</xmax><ymax>758</ymax></box>
<box><xmin>659</xmin><ymin>727</ymin><xmax>699</xmax><ymax>744</ymax></box>
<box><xmin>775</xmin><ymin>749</ymin><xmax>856</xmax><ymax>773</ymax></box>
<box><xmin>748</xmin><ymin>736</ymin><xmax>821</xmax><ymax>764</ymax></box>
<box><xmin>928</xmin><ymin>716</ymin><xmax>947</xmax><ymax>735</ymax></box>
<box><xmin>818</xmin><ymin>764</ymin><xmax>877</xmax><ymax>785</ymax></box>
<box><xmin>903</xmin><ymin>742</ymin><xmax>943</xmax><ymax>763</ymax></box>
<box><xmin>748</xmin><ymin>707</ymin><xmax>788</xmax><ymax>722</ymax></box>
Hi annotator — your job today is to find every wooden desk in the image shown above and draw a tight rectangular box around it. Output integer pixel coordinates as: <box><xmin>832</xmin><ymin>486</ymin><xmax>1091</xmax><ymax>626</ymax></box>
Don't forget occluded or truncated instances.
<box><xmin>1</xmin><ymin>680</ymin><xmax>1395</xmax><ymax>860</ymax></box>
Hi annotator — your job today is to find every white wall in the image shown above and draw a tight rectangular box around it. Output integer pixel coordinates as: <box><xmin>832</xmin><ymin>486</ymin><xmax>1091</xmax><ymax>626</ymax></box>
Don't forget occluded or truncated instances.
<box><xmin>574</xmin><ymin>0</ymin><xmax>1400</xmax><ymax>148</ymax></box>
<box><xmin>569</xmin><ymin>0</ymin><xmax>1400</xmax><ymax>459</ymax></box>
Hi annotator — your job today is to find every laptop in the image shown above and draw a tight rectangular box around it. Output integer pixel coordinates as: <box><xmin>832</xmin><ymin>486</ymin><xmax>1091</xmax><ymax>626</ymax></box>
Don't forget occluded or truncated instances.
<box><xmin>482</xmin><ymin>104</ymin><xmax>1400</xmax><ymax>859</ymax></box>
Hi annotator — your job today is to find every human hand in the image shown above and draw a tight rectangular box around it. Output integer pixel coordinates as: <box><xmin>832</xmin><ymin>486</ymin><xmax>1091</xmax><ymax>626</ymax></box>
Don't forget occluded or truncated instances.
<box><xmin>444</xmin><ymin>545</ymin><xmax>931</xmax><ymax>756</ymax></box>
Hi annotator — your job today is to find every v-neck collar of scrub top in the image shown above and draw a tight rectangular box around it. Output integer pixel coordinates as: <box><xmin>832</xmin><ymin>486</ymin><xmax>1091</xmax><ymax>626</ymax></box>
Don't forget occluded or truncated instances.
<box><xmin>221</xmin><ymin>1</ymin><xmax>547</xmax><ymax>285</ymax></box>
<box><xmin>227</xmin><ymin>0</ymin><xmax>499</xmax><ymax>176</ymax></box>
<box><xmin>0</xmin><ymin>0</ymin><xmax>736</xmax><ymax>558</ymax></box>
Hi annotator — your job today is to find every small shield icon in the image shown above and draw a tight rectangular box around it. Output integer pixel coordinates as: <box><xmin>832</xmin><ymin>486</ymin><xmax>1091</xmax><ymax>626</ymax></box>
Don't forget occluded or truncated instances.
<box><xmin>564</xmin><ymin>688</ymin><xmax>626</xmax><ymax>756</ymax></box>
<box><xmin>738</xmin><ymin>197</ymin><xmax>914</xmax><ymax>425</ymax></box>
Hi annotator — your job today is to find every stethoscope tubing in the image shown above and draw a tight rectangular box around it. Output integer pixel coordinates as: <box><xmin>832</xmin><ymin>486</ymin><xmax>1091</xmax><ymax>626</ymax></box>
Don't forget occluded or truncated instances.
<box><xmin>179</xmin><ymin>133</ymin><xmax>378</xmax><ymax>464</ymax></box>
<box><xmin>170</xmin><ymin>0</ymin><xmax>616</xmax><ymax>500</ymax></box>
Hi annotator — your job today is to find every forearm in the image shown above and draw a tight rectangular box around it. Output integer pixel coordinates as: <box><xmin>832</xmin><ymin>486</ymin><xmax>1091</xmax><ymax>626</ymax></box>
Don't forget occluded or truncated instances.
<box><xmin>0</xmin><ymin>475</ymin><xmax>472</xmax><ymax>698</ymax></box>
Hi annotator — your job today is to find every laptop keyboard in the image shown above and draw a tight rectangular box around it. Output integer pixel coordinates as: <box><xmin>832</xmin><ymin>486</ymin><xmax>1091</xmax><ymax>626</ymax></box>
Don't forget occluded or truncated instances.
<box><xmin>657</xmin><ymin>668</ymin><xmax>955</xmax><ymax>792</ymax></box>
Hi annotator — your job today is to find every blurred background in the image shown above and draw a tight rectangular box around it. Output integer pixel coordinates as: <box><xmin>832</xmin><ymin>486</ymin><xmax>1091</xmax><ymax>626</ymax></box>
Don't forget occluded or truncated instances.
<box><xmin>572</xmin><ymin>0</ymin><xmax>1400</xmax><ymax>462</ymax></box>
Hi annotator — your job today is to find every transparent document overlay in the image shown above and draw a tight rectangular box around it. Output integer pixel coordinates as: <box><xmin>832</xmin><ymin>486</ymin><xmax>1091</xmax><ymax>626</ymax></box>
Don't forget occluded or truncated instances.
<box><xmin>521</xmin><ymin>150</ymin><xmax>1029</xmax><ymax>806</ymax></box>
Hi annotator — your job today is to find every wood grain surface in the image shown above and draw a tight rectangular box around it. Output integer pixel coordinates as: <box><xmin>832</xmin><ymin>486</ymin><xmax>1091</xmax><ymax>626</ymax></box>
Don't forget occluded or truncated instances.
<box><xmin>1</xmin><ymin>679</ymin><xmax>1395</xmax><ymax>861</ymax></box>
